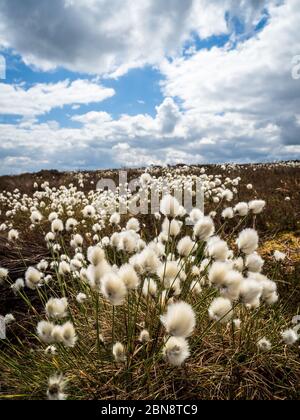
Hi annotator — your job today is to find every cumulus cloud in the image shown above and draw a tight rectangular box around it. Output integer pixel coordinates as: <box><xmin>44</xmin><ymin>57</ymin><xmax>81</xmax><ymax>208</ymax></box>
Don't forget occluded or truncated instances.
<box><xmin>156</xmin><ymin>98</ymin><xmax>181</xmax><ymax>134</ymax></box>
<box><xmin>0</xmin><ymin>94</ymin><xmax>299</xmax><ymax>175</ymax></box>
<box><xmin>159</xmin><ymin>0</ymin><xmax>300</xmax><ymax>156</ymax></box>
<box><xmin>0</xmin><ymin>0</ymin><xmax>299</xmax><ymax>174</ymax></box>
<box><xmin>0</xmin><ymin>79</ymin><xmax>115</xmax><ymax>117</ymax></box>
<box><xmin>0</xmin><ymin>0</ymin><xmax>272</xmax><ymax>76</ymax></box>
<box><xmin>161</xmin><ymin>2</ymin><xmax>300</xmax><ymax>117</ymax></box>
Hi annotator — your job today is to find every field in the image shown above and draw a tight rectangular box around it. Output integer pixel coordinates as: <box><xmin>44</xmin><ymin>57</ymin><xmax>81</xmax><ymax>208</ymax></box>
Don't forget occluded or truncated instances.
<box><xmin>0</xmin><ymin>161</ymin><xmax>299</xmax><ymax>400</ymax></box>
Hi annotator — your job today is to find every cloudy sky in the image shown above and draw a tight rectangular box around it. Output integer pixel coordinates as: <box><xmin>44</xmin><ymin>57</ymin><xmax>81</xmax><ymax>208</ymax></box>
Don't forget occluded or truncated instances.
<box><xmin>0</xmin><ymin>0</ymin><xmax>299</xmax><ymax>174</ymax></box>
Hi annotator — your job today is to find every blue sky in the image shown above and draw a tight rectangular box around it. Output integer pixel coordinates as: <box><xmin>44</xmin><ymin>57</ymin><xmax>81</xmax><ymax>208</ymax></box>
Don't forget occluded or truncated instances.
<box><xmin>0</xmin><ymin>0</ymin><xmax>299</xmax><ymax>175</ymax></box>
<box><xmin>1</xmin><ymin>51</ymin><xmax>164</xmax><ymax>123</ymax></box>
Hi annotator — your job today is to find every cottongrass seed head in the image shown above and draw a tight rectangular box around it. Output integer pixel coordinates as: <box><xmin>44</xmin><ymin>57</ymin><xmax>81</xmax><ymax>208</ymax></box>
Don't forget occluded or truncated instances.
<box><xmin>193</xmin><ymin>216</ymin><xmax>215</xmax><ymax>241</ymax></box>
<box><xmin>0</xmin><ymin>267</ymin><xmax>8</xmax><ymax>284</ymax></box>
<box><xmin>163</xmin><ymin>337</ymin><xmax>190</xmax><ymax>367</ymax></box>
<box><xmin>257</xmin><ymin>337</ymin><xmax>272</xmax><ymax>352</ymax></box>
<box><xmin>160</xmin><ymin>194</ymin><xmax>181</xmax><ymax>218</ymax></box>
<box><xmin>249</xmin><ymin>200</ymin><xmax>266</xmax><ymax>214</ymax></box>
<box><xmin>208</xmin><ymin>297</ymin><xmax>233</xmax><ymax>323</ymax></box>
<box><xmin>160</xmin><ymin>301</ymin><xmax>196</xmax><ymax>337</ymax></box>
<box><xmin>25</xmin><ymin>267</ymin><xmax>42</xmax><ymax>289</ymax></box>
<box><xmin>236</xmin><ymin>228</ymin><xmax>259</xmax><ymax>255</ymax></box>
<box><xmin>113</xmin><ymin>342</ymin><xmax>126</xmax><ymax>362</ymax></box>
<box><xmin>177</xmin><ymin>236</ymin><xmax>195</xmax><ymax>257</ymax></box>
<box><xmin>118</xmin><ymin>264</ymin><xmax>140</xmax><ymax>290</ymax></box>
<box><xmin>45</xmin><ymin>297</ymin><xmax>68</xmax><ymax>320</ymax></box>
<box><xmin>37</xmin><ymin>320</ymin><xmax>55</xmax><ymax>344</ymax></box>
<box><xmin>47</xmin><ymin>373</ymin><xmax>68</xmax><ymax>400</ymax></box>
<box><xmin>281</xmin><ymin>329</ymin><xmax>298</xmax><ymax>345</ymax></box>
<box><xmin>101</xmin><ymin>272</ymin><xmax>127</xmax><ymax>305</ymax></box>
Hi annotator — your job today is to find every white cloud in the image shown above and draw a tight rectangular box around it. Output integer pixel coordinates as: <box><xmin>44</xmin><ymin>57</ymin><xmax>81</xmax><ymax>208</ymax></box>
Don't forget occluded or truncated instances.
<box><xmin>0</xmin><ymin>79</ymin><xmax>115</xmax><ymax>117</ymax></box>
<box><xmin>72</xmin><ymin>111</ymin><xmax>112</xmax><ymax>125</ymax></box>
<box><xmin>161</xmin><ymin>1</ymin><xmax>300</xmax><ymax>114</ymax></box>
<box><xmin>0</xmin><ymin>0</ymin><xmax>299</xmax><ymax>174</ymax></box>
<box><xmin>1</xmin><ymin>90</ymin><xmax>299</xmax><ymax>175</ymax></box>
<box><xmin>156</xmin><ymin>98</ymin><xmax>181</xmax><ymax>134</ymax></box>
<box><xmin>158</xmin><ymin>0</ymin><xmax>300</xmax><ymax>152</ymax></box>
<box><xmin>0</xmin><ymin>0</ymin><xmax>271</xmax><ymax>76</ymax></box>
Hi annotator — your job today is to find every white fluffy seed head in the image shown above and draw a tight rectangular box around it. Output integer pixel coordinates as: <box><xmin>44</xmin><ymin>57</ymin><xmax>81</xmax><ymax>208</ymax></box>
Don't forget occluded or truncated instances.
<box><xmin>11</xmin><ymin>278</ymin><xmax>25</xmax><ymax>293</ymax></box>
<box><xmin>191</xmin><ymin>265</ymin><xmax>200</xmax><ymax>277</ymax></box>
<box><xmin>113</xmin><ymin>342</ymin><xmax>126</xmax><ymax>362</ymax></box>
<box><xmin>37</xmin><ymin>260</ymin><xmax>48</xmax><ymax>271</ymax></box>
<box><xmin>46</xmin><ymin>297</ymin><xmax>68</xmax><ymax>319</ymax></box>
<box><xmin>82</xmin><ymin>205</ymin><xmax>96</xmax><ymax>218</ymax></box>
<box><xmin>189</xmin><ymin>208</ymin><xmax>204</xmax><ymax>224</ymax></box>
<box><xmin>4</xmin><ymin>314</ymin><xmax>15</xmax><ymax>325</ymax></box>
<box><xmin>86</xmin><ymin>261</ymin><xmax>111</xmax><ymax>289</ymax></box>
<box><xmin>118</xmin><ymin>231</ymin><xmax>138</xmax><ymax>253</ymax></box>
<box><xmin>190</xmin><ymin>280</ymin><xmax>202</xmax><ymax>295</ymax></box>
<box><xmin>208</xmin><ymin>297</ymin><xmax>233</xmax><ymax>323</ymax></box>
<box><xmin>51</xmin><ymin>325</ymin><xmax>64</xmax><ymax>343</ymax></box>
<box><xmin>234</xmin><ymin>202</ymin><xmax>249</xmax><ymax>216</ymax></box>
<box><xmin>30</xmin><ymin>210</ymin><xmax>43</xmax><ymax>224</ymax></box>
<box><xmin>126</xmin><ymin>217</ymin><xmax>140</xmax><ymax>232</ymax></box>
<box><xmin>37</xmin><ymin>321</ymin><xmax>55</xmax><ymax>344</ymax></box>
<box><xmin>45</xmin><ymin>232</ymin><xmax>55</xmax><ymax>243</ymax></box>
<box><xmin>206</xmin><ymin>237</ymin><xmax>229</xmax><ymax>261</ymax></box>
<box><xmin>72</xmin><ymin>234</ymin><xmax>83</xmax><ymax>248</ymax></box>
<box><xmin>236</xmin><ymin>229</ymin><xmax>259</xmax><ymax>255</ymax></box>
<box><xmin>45</xmin><ymin>345</ymin><xmax>57</xmax><ymax>355</ymax></box>
<box><xmin>257</xmin><ymin>337</ymin><xmax>272</xmax><ymax>352</ymax></box>
<box><xmin>58</xmin><ymin>261</ymin><xmax>71</xmax><ymax>276</ymax></box>
<box><xmin>281</xmin><ymin>329</ymin><xmax>298</xmax><ymax>345</ymax></box>
<box><xmin>163</xmin><ymin>336</ymin><xmax>190</xmax><ymax>366</ymax></box>
<box><xmin>51</xmin><ymin>219</ymin><xmax>64</xmax><ymax>233</ymax></box>
<box><xmin>157</xmin><ymin>261</ymin><xmax>180</xmax><ymax>288</ymax></box>
<box><xmin>177</xmin><ymin>236</ymin><xmax>195</xmax><ymax>257</ymax></box>
<box><xmin>0</xmin><ymin>267</ymin><xmax>8</xmax><ymax>284</ymax></box>
<box><xmin>118</xmin><ymin>264</ymin><xmax>140</xmax><ymax>290</ymax></box>
<box><xmin>101</xmin><ymin>272</ymin><xmax>127</xmax><ymax>306</ymax></box>
<box><xmin>193</xmin><ymin>217</ymin><xmax>215</xmax><ymax>241</ymax></box>
<box><xmin>222</xmin><ymin>207</ymin><xmax>234</xmax><ymax>219</ymax></box>
<box><xmin>249</xmin><ymin>200</ymin><xmax>266</xmax><ymax>214</ymax></box>
<box><xmin>87</xmin><ymin>246</ymin><xmax>105</xmax><ymax>266</ymax></box>
<box><xmin>200</xmin><ymin>258</ymin><xmax>210</xmax><ymax>273</ymax></box>
<box><xmin>160</xmin><ymin>301</ymin><xmax>196</xmax><ymax>337</ymax></box>
<box><xmin>60</xmin><ymin>322</ymin><xmax>77</xmax><ymax>347</ymax></box>
<box><xmin>221</xmin><ymin>270</ymin><xmax>243</xmax><ymax>301</ymax></box>
<box><xmin>48</xmin><ymin>212</ymin><xmax>59</xmax><ymax>222</ymax></box>
<box><xmin>8</xmin><ymin>229</ymin><xmax>19</xmax><ymax>241</ymax></box>
<box><xmin>160</xmin><ymin>195</ymin><xmax>181</xmax><ymax>218</ymax></box>
<box><xmin>47</xmin><ymin>374</ymin><xmax>67</xmax><ymax>401</ymax></box>
<box><xmin>139</xmin><ymin>329</ymin><xmax>150</xmax><ymax>343</ymax></box>
<box><xmin>232</xmin><ymin>257</ymin><xmax>244</xmax><ymax>272</ymax></box>
<box><xmin>258</xmin><ymin>276</ymin><xmax>278</xmax><ymax>303</ymax></box>
<box><xmin>245</xmin><ymin>253</ymin><xmax>264</xmax><ymax>273</ymax></box>
<box><xmin>66</xmin><ymin>218</ymin><xmax>78</xmax><ymax>231</ymax></box>
<box><xmin>137</xmin><ymin>247</ymin><xmax>160</xmax><ymax>274</ymax></box>
<box><xmin>109</xmin><ymin>212</ymin><xmax>121</xmax><ymax>225</ymax></box>
<box><xmin>208</xmin><ymin>262</ymin><xmax>231</xmax><ymax>287</ymax></box>
<box><xmin>239</xmin><ymin>278</ymin><xmax>262</xmax><ymax>307</ymax></box>
<box><xmin>25</xmin><ymin>267</ymin><xmax>42</xmax><ymax>289</ymax></box>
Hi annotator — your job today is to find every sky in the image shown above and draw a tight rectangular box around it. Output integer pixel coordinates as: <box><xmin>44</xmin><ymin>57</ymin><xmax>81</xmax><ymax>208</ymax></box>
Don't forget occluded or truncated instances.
<box><xmin>0</xmin><ymin>0</ymin><xmax>299</xmax><ymax>175</ymax></box>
